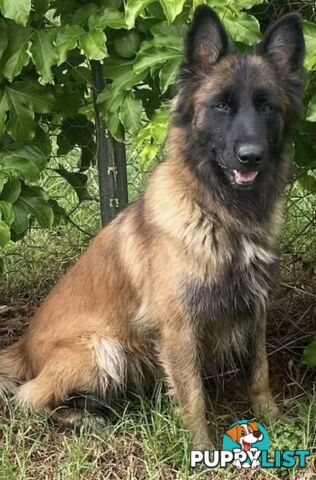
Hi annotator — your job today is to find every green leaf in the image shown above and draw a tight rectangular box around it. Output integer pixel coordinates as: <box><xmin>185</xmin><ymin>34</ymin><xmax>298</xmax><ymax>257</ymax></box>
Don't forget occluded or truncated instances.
<box><xmin>0</xmin><ymin>89</ymin><xmax>9</xmax><ymax>138</ymax></box>
<box><xmin>6</xmin><ymin>81</ymin><xmax>55</xmax><ymax>113</ymax></box>
<box><xmin>0</xmin><ymin>201</ymin><xmax>14</xmax><ymax>225</ymax></box>
<box><xmin>303</xmin><ymin>21</ymin><xmax>316</xmax><ymax>71</ymax></box>
<box><xmin>159</xmin><ymin>58</ymin><xmax>180</xmax><ymax>93</ymax></box>
<box><xmin>120</xmin><ymin>93</ymin><xmax>143</xmax><ymax>135</ymax></box>
<box><xmin>303</xmin><ymin>340</ymin><xmax>316</xmax><ymax>366</ymax></box>
<box><xmin>31</xmin><ymin>29</ymin><xmax>57</xmax><ymax>84</ymax></box>
<box><xmin>14</xmin><ymin>185</ymin><xmax>53</xmax><ymax>230</ymax></box>
<box><xmin>160</xmin><ymin>0</ymin><xmax>185</xmax><ymax>23</ymax></box>
<box><xmin>4</xmin><ymin>144</ymin><xmax>48</xmax><ymax>171</ymax></box>
<box><xmin>55</xmin><ymin>166</ymin><xmax>92</xmax><ymax>202</ymax></box>
<box><xmin>6</xmin><ymin>105</ymin><xmax>35</xmax><ymax>142</ymax></box>
<box><xmin>0</xmin><ymin>178</ymin><xmax>21</xmax><ymax>203</ymax></box>
<box><xmin>0</xmin><ymin>154</ymin><xmax>40</xmax><ymax>182</ymax></box>
<box><xmin>134</xmin><ymin>45</ymin><xmax>182</xmax><ymax>75</ymax></box>
<box><xmin>11</xmin><ymin>199</ymin><xmax>29</xmax><ymax>237</ymax></box>
<box><xmin>0</xmin><ymin>0</ymin><xmax>31</xmax><ymax>26</ymax></box>
<box><xmin>56</xmin><ymin>25</ymin><xmax>84</xmax><ymax>65</ymax></box>
<box><xmin>0</xmin><ymin>219</ymin><xmax>10</xmax><ymax>247</ymax></box>
<box><xmin>0</xmin><ymin>170</ymin><xmax>6</xmax><ymax>195</ymax></box>
<box><xmin>88</xmin><ymin>7</ymin><xmax>126</xmax><ymax>30</ymax></box>
<box><xmin>1</xmin><ymin>24</ymin><xmax>33</xmax><ymax>81</ymax></box>
<box><xmin>223</xmin><ymin>10</ymin><xmax>261</xmax><ymax>44</ymax></box>
<box><xmin>298</xmin><ymin>173</ymin><xmax>316</xmax><ymax>193</ymax></box>
<box><xmin>80</xmin><ymin>30</ymin><xmax>107</xmax><ymax>61</ymax></box>
<box><xmin>0</xmin><ymin>18</ymin><xmax>8</xmax><ymax>60</ymax></box>
<box><xmin>306</xmin><ymin>95</ymin><xmax>316</xmax><ymax>122</ymax></box>
<box><xmin>125</xmin><ymin>0</ymin><xmax>153</xmax><ymax>29</ymax></box>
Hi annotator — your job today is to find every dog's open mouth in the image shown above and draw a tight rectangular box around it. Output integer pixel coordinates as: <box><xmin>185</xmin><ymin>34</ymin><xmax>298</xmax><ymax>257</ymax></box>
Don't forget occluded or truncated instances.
<box><xmin>232</xmin><ymin>170</ymin><xmax>258</xmax><ymax>186</ymax></box>
<box><xmin>241</xmin><ymin>439</ymin><xmax>251</xmax><ymax>451</ymax></box>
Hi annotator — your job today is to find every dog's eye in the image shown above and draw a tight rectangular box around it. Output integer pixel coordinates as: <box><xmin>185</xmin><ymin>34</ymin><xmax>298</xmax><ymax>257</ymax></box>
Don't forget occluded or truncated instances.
<box><xmin>261</xmin><ymin>102</ymin><xmax>272</xmax><ymax>113</ymax></box>
<box><xmin>241</xmin><ymin>430</ymin><xmax>246</xmax><ymax>435</ymax></box>
<box><xmin>216</xmin><ymin>101</ymin><xmax>230</xmax><ymax>112</ymax></box>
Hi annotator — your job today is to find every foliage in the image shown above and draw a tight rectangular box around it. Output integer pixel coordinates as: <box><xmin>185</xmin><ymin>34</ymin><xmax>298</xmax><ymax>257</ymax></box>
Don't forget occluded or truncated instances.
<box><xmin>0</xmin><ymin>0</ymin><xmax>315</xmax><ymax>253</ymax></box>
<box><xmin>304</xmin><ymin>339</ymin><xmax>316</xmax><ymax>366</ymax></box>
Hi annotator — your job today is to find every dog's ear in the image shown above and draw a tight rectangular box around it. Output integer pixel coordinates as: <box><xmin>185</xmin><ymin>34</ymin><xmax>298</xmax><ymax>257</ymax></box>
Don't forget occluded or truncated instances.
<box><xmin>248</xmin><ymin>422</ymin><xmax>258</xmax><ymax>432</ymax></box>
<box><xmin>257</xmin><ymin>13</ymin><xmax>305</xmax><ymax>76</ymax></box>
<box><xmin>226</xmin><ymin>425</ymin><xmax>240</xmax><ymax>443</ymax></box>
<box><xmin>185</xmin><ymin>5</ymin><xmax>230</xmax><ymax>73</ymax></box>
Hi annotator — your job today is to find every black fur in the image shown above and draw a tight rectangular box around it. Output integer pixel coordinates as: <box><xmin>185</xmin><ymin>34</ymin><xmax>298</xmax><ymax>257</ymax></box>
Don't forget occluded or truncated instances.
<box><xmin>174</xmin><ymin>6</ymin><xmax>305</xmax><ymax>224</ymax></box>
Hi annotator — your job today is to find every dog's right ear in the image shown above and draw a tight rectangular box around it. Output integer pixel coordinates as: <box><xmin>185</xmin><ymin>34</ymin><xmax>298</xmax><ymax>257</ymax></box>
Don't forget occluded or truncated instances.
<box><xmin>184</xmin><ymin>5</ymin><xmax>230</xmax><ymax>73</ymax></box>
<box><xmin>225</xmin><ymin>425</ymin><xmax>239</xmax><ymax>443</ymax></box>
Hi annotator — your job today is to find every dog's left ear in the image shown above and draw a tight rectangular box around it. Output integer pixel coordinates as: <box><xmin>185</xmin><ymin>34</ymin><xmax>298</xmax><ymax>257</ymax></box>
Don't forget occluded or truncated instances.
<box><xmin>258</xmin><ymin>13</ymin><xmax>305</xmax><ymax>76</ymax></box>
<box><xmin>185</xmin><ymin>5</ymin><xmax>230</xmax><ymax>73</ymax></box>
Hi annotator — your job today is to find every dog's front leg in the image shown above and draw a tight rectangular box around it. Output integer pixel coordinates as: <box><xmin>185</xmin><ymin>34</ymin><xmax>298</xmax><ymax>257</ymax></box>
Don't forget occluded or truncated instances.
<box><xmin>249</xmin><ymin>304</ymin><xmax>280</xmax><ymax>418</ymax></box>
<box><xmin>160</xmin><ymin>322</ymin><xmax>213</xmax><ymax>450</ymax></box>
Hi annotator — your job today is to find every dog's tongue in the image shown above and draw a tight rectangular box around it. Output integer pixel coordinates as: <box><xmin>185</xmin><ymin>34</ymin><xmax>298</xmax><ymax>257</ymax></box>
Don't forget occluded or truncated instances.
<box><xmin>233</xmin><ymin>170</ymin><xmax>258</xmax><ymax>184</ymax></box>
<box><xmin>243</xmin><ymin>441</ymin><xmax>251</xmax><ymax>451</ymax></box>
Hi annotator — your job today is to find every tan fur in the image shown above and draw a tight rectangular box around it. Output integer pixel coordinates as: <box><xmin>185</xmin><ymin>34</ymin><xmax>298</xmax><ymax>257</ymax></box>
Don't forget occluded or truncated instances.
<box><xmin>0</xmin><ymin>127</ymin><xmax>281</xmax><ymax>447</ymax></box>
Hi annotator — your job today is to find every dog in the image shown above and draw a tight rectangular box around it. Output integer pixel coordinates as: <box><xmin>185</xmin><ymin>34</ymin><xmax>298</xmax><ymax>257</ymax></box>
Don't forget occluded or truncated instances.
<box><xmin>226</xmin><ymin>421</ymin><xmax>263</xmax><ymax>468</ymax></box>
<box><xmin>0</xmin><ymin>6</ymin><xmax>305</xmax><ymax>450</ymax></box>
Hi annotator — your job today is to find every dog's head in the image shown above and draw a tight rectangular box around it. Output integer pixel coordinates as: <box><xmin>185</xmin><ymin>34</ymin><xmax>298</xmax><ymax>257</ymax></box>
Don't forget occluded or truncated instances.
<box><xmin>226</xmin><ymin>421</ymin><xmax>263</xmax><ymax>451</ymax></box>
<box><xmin>174</xmin><ymin>6</ymin><xmax>305</xmax><ymax>217</ymax></box>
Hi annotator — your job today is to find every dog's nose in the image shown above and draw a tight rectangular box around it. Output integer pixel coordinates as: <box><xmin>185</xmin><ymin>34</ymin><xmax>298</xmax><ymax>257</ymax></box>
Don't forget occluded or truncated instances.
<box><xmin>253</xmin><ymin>430</ymin><xmax>262</xmax><ymax>438</ymax></box>
<box><xmin>237</xmin><ymin>144</ymin><xmax>263</xmax><ymax>166</ymax></box>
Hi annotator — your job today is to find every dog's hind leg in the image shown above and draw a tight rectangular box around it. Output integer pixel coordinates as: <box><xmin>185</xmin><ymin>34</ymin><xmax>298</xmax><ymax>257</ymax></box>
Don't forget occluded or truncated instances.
<box><xmin>14</xmin><ymin>335</ymin><xmax>127</xmax><ymax>418</ymax></box>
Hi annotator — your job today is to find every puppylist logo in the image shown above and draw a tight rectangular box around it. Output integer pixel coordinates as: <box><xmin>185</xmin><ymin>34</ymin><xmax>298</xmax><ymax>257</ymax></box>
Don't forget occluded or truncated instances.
<box><xmin>190</xmin><ymin>420</ymin><xmax>310</xmax><ymax>470</ymax></box>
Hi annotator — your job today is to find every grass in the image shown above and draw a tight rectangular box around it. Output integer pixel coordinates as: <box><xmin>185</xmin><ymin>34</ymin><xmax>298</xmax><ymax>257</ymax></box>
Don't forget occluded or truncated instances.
<box><xmin>0</xmin><ymin>390</ymin><xmax>315</xmax><ymax>480</ymax></box>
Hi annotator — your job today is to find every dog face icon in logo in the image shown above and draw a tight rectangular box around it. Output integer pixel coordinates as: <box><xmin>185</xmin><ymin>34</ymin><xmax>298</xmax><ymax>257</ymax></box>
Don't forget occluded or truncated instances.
<box><xmin>223</xmin><ymin>420</ymin><xmax>269</xmax><ymax>469</ymax></box>
<box><xmin>226</xmin><ymin>422</ymin><xmax>263</xmax><ymax>451</ymax></box>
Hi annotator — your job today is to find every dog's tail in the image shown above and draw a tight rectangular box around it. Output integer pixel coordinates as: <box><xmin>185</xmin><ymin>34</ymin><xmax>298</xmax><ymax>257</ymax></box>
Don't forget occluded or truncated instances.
<box><xmin>0</xmin><ymin>340</ymin><xmax>28</xmax><ymax>396</ymax></box>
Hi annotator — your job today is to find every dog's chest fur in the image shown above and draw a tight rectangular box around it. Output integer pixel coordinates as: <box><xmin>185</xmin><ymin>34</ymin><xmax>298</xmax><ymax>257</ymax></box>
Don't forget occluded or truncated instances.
<box><xmin>181</xmin><ymin>222</ymin><xmax>278</xmax><ymax>324</ymax></box>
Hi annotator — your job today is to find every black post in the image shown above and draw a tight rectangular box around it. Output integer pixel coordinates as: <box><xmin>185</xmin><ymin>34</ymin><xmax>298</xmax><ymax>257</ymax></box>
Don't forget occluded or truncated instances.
<box><xmin>91</xmin><ymin>60</ymin><xmax>118</xmax><ymax>226</ymax></box>
<box><xmin>113</xmin><ymin>137</ymin><xmax>129</xmax><ymax>211</ymax></box>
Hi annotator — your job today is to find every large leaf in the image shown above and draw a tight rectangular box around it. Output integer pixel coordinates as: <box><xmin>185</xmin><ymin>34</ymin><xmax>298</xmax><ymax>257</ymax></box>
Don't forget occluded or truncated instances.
<box><xmin>303</xmin><ymin>340</ymin><xmax>316</xmax><ymax>366</ymax></box>
<box><xmin>223</xmin><ymin>10</ymin><xmax>261</xmax><ymax>44</ymax></box>
<box><xmin>55</xmin><ymin>166</ymin><xmax>92</xmax><ymax>202</ymax></box>
<box><xmin>12</xmin><ymin>184</ymin><xmax>53</xmax><ymax>236</ymax></box>
<box><xmin>31</xmin><ymin>29</ymin><xmax>57</xmax><ymax>84</ymax></box>
<box><xmin>0</xmin><ymin>178</ymin><xmax>21</xmax><ymax>203</ymax></box>
<box><xmin>88</xmin><ymin>7</ymin><xmax>126</xmax><ymax>30</ymax></box>
<box><xmin>0</xmin><ymin>0</ymin><xmax>31</xmax><ymax>26</ymax></box>
<box><xmin>306</xmin><ymin>95</ymin><xmax>316</xmax><ymax>122</ymax></box>
<box><xmin>5</xmin><ymin>80</ymin><xmax>54</xmax><ymax>141</ymax></box>
<box><xmin>0</xmin><ymin>155</ymin><xmax>40</xmax><ymax>182</ymax></box>
<box><xmin>56</xmin><ymin>25</ymin><xmax>84</xmax><ymax>65</ymax></box>
<box><xmin>0</xmin><ymin>200</ymin><xmax>14</xmax><ymax>225</ymax></box>
<box><xmin>79</xmin><ymin>30</ymin><xmax>108</xmax><ymax>61</ymax></box>
<box><xmin>120</xmin><ymin>93</ymin><xmax>143</xmax><ymax>135</ymax></box>
<box><xmin>0</xmin><ymin>89</ymin><xmax>9</xmax><ymax>138</ymax></box>
<box><xmin>6</xmin><ymin>81</ymin><xmax>55</xmax><ymax>113</ymax></box>
<box><xmin>134</xmin><ymin>46</ymin><xmax>182</xmax><ymax>75</ymax></box>
<box><xmin>159</xmin><ymin>58</ymin><xmax>180</xmax><ymax>93</ymax></box>
<box><xmin>0</xmin><ymin>18</ymin><xmax>8</xmax><ymax>60</ymax></box>
<box><xmin>160</xmin><ymin>0</ymin><xmax>185</xmax><ymax>23</ymax></box>
<box><xmin>1</xmin><ymin>24</ymin><xmax>33</xmax><ymax>81</ymax></box>
<box><xmin>125</xmin><ymin>0</ymin><xmax>154</xmax><ymax>29</ymax></box>
<box><xmin>303</xmin><ymin>21</ymin><xmax>316</xmax><ymax>71</ymax></box>
<box><xmin>0</xmin><ymin>219</ymin><xmax>10</xmax><ymax>247</ymax></box>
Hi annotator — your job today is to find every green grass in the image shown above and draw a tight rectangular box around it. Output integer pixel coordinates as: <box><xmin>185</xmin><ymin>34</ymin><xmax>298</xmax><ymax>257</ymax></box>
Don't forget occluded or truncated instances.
<box><xmin>0</xmin><ymin>391</ymin><xmax>315</xmax><ymax>480</ymax></box>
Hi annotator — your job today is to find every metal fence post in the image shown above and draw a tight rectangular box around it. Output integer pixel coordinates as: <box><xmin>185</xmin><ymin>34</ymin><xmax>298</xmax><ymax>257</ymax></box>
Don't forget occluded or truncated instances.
<box><xmin>91</xmin><ymin>60</ymin><xmax>118</xmax><ymax>226</ymax></box>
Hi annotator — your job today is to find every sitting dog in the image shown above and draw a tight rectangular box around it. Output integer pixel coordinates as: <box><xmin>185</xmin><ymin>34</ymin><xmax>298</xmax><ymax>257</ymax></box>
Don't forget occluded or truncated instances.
<box><xmin>0</xmin><ymin>6</ymin><xmax>305</xmax><ymax>450</ymax></box>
